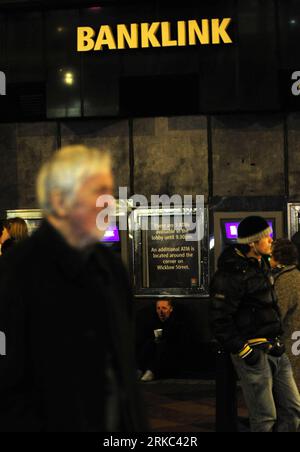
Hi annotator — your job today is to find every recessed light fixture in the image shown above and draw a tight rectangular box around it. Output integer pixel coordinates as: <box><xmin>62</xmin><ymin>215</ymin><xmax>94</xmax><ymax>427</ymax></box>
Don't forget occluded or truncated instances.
<box><xmin>64</xmin><ymin>72</ymin><xmax>74</xmax><ymax>85</ymax></box>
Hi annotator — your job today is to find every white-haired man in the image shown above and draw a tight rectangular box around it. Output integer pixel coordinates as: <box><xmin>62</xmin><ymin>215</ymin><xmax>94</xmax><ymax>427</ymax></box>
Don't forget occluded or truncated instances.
<box><xmin>0</xmin><ymin>145</ymin><xmax>146</xmax><ymax>432</ymax></box>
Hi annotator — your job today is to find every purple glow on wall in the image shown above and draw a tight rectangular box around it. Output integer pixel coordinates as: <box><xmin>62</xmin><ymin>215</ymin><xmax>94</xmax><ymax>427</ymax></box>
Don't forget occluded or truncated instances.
<box><xmin>101</xmin><ymin>225</ymin><xmax>120</xmax><ymax>243</ymax></box>
<box><xmin>224</xmin><ymin>221</ymin><xmax>274</xmax><ymax>240</ymax></box>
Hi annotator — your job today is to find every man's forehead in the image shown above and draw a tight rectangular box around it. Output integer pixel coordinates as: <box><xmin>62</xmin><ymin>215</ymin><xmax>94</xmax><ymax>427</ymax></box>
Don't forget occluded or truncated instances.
<box><xmin>157</xmin><ymin>300</ymin><xmax>171</xmax><ymax>307</ymax></box>
<box><xmin>80</xmin><ymin>171</ymin><xmax>114</xmax><ymax>189</ymax></box>
<box><xmin>85</xmin><ymin>171</ymin><xmax>113</xmax><ymax>182</ymax></box>
<box><xmin>258</xmin><ymin>234</ymin><xmax>272</xmax><ymax>241</ymax></box>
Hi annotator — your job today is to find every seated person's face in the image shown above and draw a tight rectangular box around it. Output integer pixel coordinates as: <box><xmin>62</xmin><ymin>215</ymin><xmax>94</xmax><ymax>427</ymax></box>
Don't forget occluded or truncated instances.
<box><xmin>156</xmin><ymin>301</ymin><xmax>173</xmax><ymax>322</ymax></box>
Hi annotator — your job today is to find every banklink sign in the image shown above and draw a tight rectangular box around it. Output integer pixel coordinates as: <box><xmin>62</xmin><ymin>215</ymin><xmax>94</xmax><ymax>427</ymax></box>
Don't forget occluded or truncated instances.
<box><xmin>77</xmin><ymin>18</ymin><xmax>233</xmax><ymax>52</ymax></box>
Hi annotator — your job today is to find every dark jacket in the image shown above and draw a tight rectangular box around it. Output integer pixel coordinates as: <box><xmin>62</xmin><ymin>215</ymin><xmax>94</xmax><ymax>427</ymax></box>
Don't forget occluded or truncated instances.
<box><xmin>138</xmin><ymin>312</ymin><xmax>187</xmax><ymax>353</ymax></box>
<box><xmin>137</xmin><ymin>309</ymin><xmax>189</xmax><ymax>377</ymax></box>
<box><xmin>273</xmin><ymin>265</ymin><xmax>300</xmax><ymax>387</ymax></box>
<box><xmin>210</xmin><ymin>246</ymin><xmax>282</xmax><ymax>354</ymax></box>
<box><xmin>0</xmin><ymin>220</ymin><xmax>146</xmax><ymax>432</ymax></box>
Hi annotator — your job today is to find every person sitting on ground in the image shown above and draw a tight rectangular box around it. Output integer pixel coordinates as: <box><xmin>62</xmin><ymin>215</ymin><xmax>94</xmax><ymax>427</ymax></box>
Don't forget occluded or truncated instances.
<box><xmin>137</xmin><ymin>299</ymin><xmax>187</xmax><ymax>382</ymax></box>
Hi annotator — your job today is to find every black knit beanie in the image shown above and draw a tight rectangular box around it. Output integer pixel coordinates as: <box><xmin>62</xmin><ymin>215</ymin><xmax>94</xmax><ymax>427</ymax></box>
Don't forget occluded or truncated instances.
<box><xmin>237</xmin><ymin>216</ymin><xmax>272</xmax><ymax>244</ymax></box>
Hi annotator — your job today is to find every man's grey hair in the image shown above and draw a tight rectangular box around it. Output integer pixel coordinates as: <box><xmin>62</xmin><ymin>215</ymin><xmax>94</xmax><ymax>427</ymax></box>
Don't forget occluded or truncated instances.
<box><xmin>37</xmin><ymin>145</ymin><xmax>111</xmax><ymax>214</ymax></box>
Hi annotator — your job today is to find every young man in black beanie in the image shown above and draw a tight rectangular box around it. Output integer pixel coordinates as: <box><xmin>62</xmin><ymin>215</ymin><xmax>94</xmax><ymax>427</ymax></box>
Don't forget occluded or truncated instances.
<box><xmin>211</xmin><ymin>215</ymin><xmax>300</xmax><ymax>432</ymax></box>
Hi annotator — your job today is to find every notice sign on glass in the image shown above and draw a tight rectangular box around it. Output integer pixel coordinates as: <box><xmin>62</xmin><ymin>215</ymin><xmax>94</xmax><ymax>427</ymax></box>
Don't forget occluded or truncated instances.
<box><xmin>146</xmin><ymin>216</ymin><xmax>200</xmax><ymax>289</ymax></box>
<box><xmin>130</xmin><ymin>208</ymin><xmax>209</xmax><ymax>297</ymax></box>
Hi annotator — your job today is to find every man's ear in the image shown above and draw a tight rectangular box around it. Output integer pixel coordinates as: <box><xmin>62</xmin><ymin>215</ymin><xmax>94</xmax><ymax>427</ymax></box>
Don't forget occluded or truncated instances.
<box><xmin>50</xmin><ymin>190</ymin><xmax>69</xmax><ymax>218</ymax></box>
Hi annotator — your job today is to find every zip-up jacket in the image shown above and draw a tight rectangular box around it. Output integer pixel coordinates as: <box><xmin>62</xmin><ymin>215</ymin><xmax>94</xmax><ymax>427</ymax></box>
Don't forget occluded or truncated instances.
<box><xmin>211</xmin><ymin>245</ymin><xmax>283</xmax><ymax>357</ymax></box>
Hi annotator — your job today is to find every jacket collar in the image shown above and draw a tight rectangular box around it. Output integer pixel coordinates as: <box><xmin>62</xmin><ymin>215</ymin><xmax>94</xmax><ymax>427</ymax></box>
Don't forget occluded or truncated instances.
<box><xmin>33</xmin><ymin>220</ymin><xmax>110</xmax><ymax>281</ymax></box>
<box><xmin>235</xmin><ymin>248</ymin><xmax>246</xmax><ymax>259</ymax></box>
<box><xmin>234</xmin><ymin>247</ymin><xmax>269</xmax><ymax>269</ymax></box>
<box><xmin>273</xmin><ymin>265</ymin><xmax>298</xmax><ymax>280</ymax></box>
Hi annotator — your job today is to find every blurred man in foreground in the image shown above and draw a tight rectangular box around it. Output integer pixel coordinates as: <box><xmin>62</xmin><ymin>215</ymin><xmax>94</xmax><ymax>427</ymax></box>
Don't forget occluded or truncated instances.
<box><xmin>0</xmin><ymin>145</ymin><xmax>146</xmax><ymax>432</ymax></box>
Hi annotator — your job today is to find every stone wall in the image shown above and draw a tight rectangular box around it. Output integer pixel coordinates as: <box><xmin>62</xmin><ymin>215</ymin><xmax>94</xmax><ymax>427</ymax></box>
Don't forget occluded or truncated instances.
<box><xmin>0</xmin><ymin>113</ymin><xmax>298</xmax><ymax>210</ymax></box>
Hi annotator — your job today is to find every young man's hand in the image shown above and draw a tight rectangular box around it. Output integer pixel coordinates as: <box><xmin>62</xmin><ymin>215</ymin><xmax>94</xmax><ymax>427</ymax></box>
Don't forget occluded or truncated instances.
<box><xmin>244</xmin><ymin>348</ymin><xmax>261</xmax><ymax>366</ymax></box>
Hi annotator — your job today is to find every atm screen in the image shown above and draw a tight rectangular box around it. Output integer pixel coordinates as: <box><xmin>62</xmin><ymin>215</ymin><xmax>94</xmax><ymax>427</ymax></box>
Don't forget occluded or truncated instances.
<box><xmin>101</xmin><ymin>225</ymin><xmax>121</xmax><ymax>253</ymax></box>
<box><xmin>221</xmin><ymin>219</ymin><xmax>275</xmax><ymax>244</ymax></box>
<box><xmin>101</xmin><ymin>224</ymin><xmax>120</xmax><ymax>243</ymax></box>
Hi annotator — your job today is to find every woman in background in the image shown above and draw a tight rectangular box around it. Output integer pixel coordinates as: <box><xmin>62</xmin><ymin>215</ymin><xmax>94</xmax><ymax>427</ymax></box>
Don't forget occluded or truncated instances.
<box><xmin>0</xmin><ymin>220</ymin><xmax>10</xmax><ymax>245</ymax></box>
<box><xmin>271</xmin><ymin>238</ymin><xmax>300</xmax><ymax>389</ymax></box>
<box><xmin>8</xmin><ymin>217</ymin><xmax>28</xmax><ymax>242</ymax></box>
<box><xmin>0</xmin><ymin>217</ymin><xmax>28</xmax><ymax>255</ymax></box>
<box><xmin>0</xmin><ymin>220</ymin><xmax>11</xmax><ymax>255</ymax></box>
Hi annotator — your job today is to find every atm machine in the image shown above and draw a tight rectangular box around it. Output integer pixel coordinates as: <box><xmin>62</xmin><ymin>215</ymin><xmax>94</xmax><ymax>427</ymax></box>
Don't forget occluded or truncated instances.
<box><xmin>287</xmin><ymin>203</ymin><xmax>300</xmax><ymax>239</ymax></box>
<box><xmin>100</xmin><ymin>222</ymin><xmax>129</xmax><ymax>267</ymax></box>
<box><xmin>213</xmin><ymin>211</ymin><xmax>284</xmax><ymax>270</ymax></box>
<box><xmin>6</xmin><ymin>207</ymin><xmax>130</xmax><ymax>267</ymax></box>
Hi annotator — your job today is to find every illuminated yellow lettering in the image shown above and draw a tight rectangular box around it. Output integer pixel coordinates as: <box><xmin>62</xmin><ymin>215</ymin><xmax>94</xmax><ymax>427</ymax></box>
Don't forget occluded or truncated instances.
<box><xmin>177</xmin><ymin>21</ymin><xmax>186</xmax><ymax>46</ymax></box>
<box><xmin>77</xmin><ymin>18</ymin><xmax>233</xmax><ymax>53</ymax></box>
<box><xmin>161</xmin><ymin>22</ymin><xmax>177</xmax><ymax>47</ymax></box>
<box><xmin>211</xmin><ymin>18</ymin><xmax>232</xmax><ymax>44</ymax></box>
<box><xmin>117</xmin><ymin>23</ymin><xmax>138</xmax><ymax>49</ymax></box>
<box><xmin>188</xmin><ymin>19</ymin><xmax>210</xmax><ymax>45</ymax></box>
<box><xmin>94</xmin><ymin>25</ymin><xmax>117</xmax><ymax>51</ymax></box>
<box><xmin>77</xmin><ymin>27</ymin><xmax>95</xmax><ymax>51</ymax></box>
<box><xmin>141</xmin><ymin>22</ymin><xmax>161</xmax><ymax>48</ymax></box>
